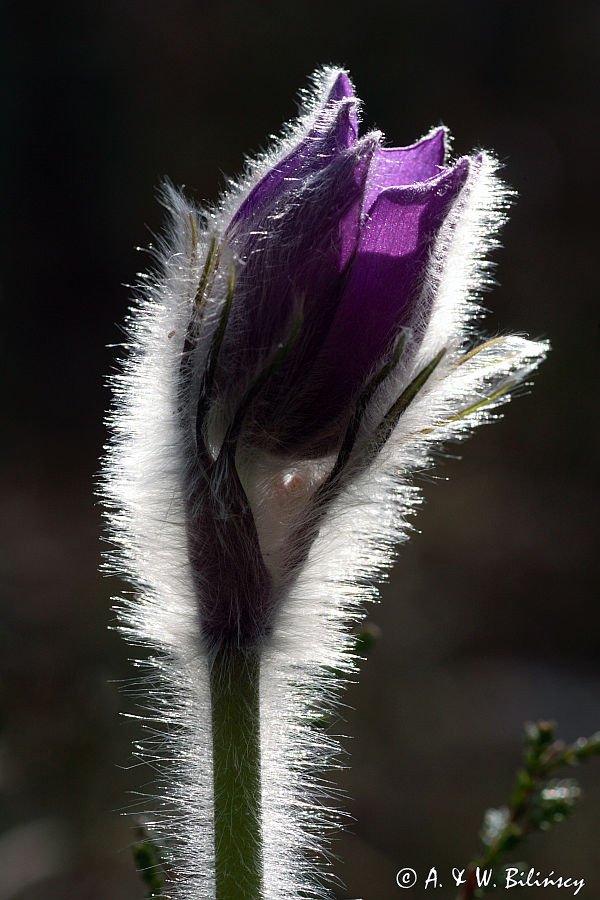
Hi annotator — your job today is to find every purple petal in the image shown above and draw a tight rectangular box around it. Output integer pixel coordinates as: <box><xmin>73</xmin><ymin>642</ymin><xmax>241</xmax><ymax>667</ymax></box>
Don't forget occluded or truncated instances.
<box><xmin>331</xmin><ymin>156</ymin><xmax>470</xmax><ymax>356</ymax></box>
<box><xmin>218</xmin><ymin>138</ymin><xmax>377</xmax><ymax>428</ymax></box>
<box><xmin>269</xmin><ymin>158</ymin><xmax>471</xmax><ymax>449</ymax></box>
<box><xmin>229</xmin><ymin>73</ymin><xmax>358</xmax><ymax>231</ymax></box>
<box><xmin>362</xmin><ymin>127</ymin><xmax>447</xmax><ymax>214</ymax></box>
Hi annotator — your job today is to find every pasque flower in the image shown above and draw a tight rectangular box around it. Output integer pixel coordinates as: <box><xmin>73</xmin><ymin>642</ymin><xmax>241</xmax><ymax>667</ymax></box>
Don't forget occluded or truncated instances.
<box><xmin>103</xmin><ymin>68</ymin><xmax>547</xmax><ymax>900</ymax></box>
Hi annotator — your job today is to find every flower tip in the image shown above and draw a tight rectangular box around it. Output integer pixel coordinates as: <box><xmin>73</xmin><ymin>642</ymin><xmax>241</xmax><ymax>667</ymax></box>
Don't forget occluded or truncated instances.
<box><xmin>316</xmin><ymin>70</ymin><xmax>359</xmax><ymax>147</ymax></box>
<box><xmin>331</xmin><ymin>97</ymin><xmax>360</xmax><ymax>147</ymax></box>
<box><xmin>431</xmin><ymin>153</ymin><xmax>473</xmax><ymax>193</ymax></box>
<box><xmin>324</xmin><ymin>68</ymin><xmax>355</xmax><ymax>104</ymax></box>
<box><xmin>356</xmin><ymin>129</ymin><xmax>382</xmax><ymax>159</ymax></box>
<box><xmin>465</xmin><ymin>149</ymin><xmax>500</xmax><ymax>177</ymax></box>
<box><xmin>427</xmin><ymin>125</ymin><xmax>449</xmax><ymax>162</ymax></box>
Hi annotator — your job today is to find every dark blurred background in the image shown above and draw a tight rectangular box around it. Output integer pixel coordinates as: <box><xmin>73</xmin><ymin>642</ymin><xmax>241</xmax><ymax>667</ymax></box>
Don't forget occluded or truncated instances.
<box><xmin>2</xmin><ymin>1</ymin><xmax>599</xmax><ymax>897</ymax></box>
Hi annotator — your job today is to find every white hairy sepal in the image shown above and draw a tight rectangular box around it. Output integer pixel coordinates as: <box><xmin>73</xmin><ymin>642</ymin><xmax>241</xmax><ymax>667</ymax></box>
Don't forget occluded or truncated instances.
<box><xmin>102</xmin><ymin>100</ymin><xmax>547</xmax><ymax>900</ymax></box>
<box><xmin>103</xmin><ymin>191</ymin><xmax>217</xmax><ymax>898</ymax></box>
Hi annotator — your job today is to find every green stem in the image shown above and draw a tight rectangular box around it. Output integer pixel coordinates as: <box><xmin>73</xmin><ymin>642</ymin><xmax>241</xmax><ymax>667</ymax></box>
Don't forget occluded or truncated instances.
<box><xmin>210</xmin><ymin>646</ymin><xmax>263</xmax><ymax>900</ymax></box>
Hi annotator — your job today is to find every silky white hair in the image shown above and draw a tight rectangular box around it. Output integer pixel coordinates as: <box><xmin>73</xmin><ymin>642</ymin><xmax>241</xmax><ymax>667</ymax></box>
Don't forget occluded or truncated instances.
<box><xmin>101</xmin><ymin>66</ymin><xmax>548</xmax><ymax>900</ymax></box>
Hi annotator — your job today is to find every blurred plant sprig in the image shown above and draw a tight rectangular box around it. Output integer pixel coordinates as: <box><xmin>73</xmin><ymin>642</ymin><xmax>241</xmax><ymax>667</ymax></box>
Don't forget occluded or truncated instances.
<box><xmin>457</xmin><ymin>721</ymin><xmax>600</xmax><ymax>899</ymax></box>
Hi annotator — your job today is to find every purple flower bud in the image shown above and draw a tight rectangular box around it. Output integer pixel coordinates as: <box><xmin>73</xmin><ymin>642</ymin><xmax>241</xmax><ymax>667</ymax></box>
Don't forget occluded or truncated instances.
<box><xmin>103</xmin><ymin>66</ymin><xmax>548</xmax><ymax>899</ymax></box>
<box><xmin>218</xmin><ymin>74</ymin><xmax>470</xmax><ymax>456</ymax></box>
<box><xmin>179</xmin><ymin>70</ymin><xmax>510</xmax><ymax>653</ymax></box>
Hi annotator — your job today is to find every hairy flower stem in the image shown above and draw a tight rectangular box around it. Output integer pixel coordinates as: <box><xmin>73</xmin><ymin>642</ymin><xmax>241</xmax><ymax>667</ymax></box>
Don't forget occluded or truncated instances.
<box><xmin>210</xmin><ymin>646</ymin><xmax>263</xmax><ymax>900</ymax></box>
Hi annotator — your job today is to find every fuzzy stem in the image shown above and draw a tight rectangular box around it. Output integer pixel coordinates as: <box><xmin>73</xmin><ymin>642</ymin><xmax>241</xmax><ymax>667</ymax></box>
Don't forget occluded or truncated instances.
<box><xmin>210</xmin><ymin>646</ymin><xmax>263</xmax><ymax>900</ymax></box>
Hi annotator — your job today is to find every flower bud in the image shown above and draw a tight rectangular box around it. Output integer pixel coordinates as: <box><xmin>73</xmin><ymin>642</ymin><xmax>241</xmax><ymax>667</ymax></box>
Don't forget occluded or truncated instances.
<box><xmin>103</xmin><ymin>66</ymin><xmax>548</xmax><ymax>899</ymax></box>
